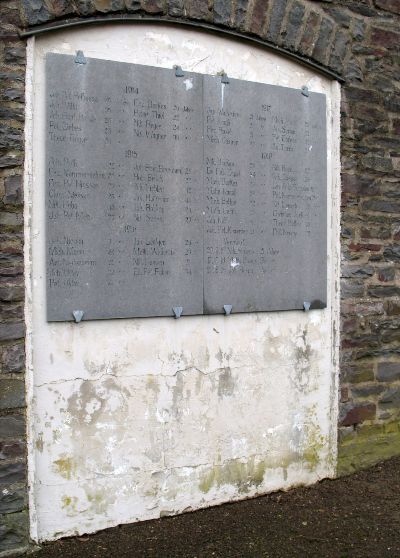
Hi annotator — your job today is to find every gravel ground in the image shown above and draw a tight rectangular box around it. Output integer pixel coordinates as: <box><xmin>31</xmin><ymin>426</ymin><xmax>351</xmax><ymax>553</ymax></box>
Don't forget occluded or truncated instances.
<box><xmin>30</xmin><ymin>456</ymin><xmax>400</xmax><ymax>558</ymax></box>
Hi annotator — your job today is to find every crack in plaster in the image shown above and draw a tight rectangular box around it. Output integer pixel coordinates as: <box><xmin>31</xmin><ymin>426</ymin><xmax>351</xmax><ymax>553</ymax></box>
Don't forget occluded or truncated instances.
<box><xmin>34</xmin><ymin>364</ymin><xmax>258</xmax><ymax>389</ymax></box>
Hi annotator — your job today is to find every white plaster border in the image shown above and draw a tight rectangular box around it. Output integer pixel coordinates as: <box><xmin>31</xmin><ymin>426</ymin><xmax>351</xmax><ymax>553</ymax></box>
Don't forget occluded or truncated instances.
<box><xmin>24</xmin><ymin>24</ymin><xmax>341</xmax><ymax>542</ymax></box>
<box><xmin>24</xmin><ymin>35</ymin><xmax>39</xmax><ymax>543</ymax></box>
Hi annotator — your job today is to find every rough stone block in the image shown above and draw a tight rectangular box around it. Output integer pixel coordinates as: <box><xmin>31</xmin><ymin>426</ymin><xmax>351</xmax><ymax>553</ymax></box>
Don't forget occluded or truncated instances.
<box><xmin>187</xmin><ymin>0</ymin><xmax>210</xmax><ymax>20</ymax></box>
<box><xmin>338</xmin><ymin>421</ymin><xmax>400</xmax><ymax>476</ymax></box>
<box><xmin>347</xmin><ymin>242</ymin><xmax>381</xmax><ymax>253</ymax></box>
<box><xmin>344</xmin><ymin>86</ymin><xmax>381</xmax><ymax>105</ymax></box>
<box><xmin>329</xmin><ymin>29</ymin><xmax>349</xmax><ymax>73</ymax></box>
<box><xmin>0</xmin><ymin>302</ymin><xmax>24</xmax><ymax>322</ymax></box>
<box><xmin>340</xmin><ymin>279</ymin><xmax>365</xmax><ymax>298</ymax></box>
<box><xmin>377</xmin><ymin>362</ymin><xmax>400</xmax><ymax>382</ymax></box>
<box><xmin>0</xmin><ymin>461</ymin><xmax>26</xmax><ymax>485</ymax></box>
<box><xmin>0</xmin><ymin>323</ymin><xmax>24</xmax><ymax>342</ymax></box>
<box><xmin>375</xmin><ymin>0</ymin><xmax>400</xmax><ymax>14</ymax></box>
<box><xmin>0</xmin><ymin>484</ymin><xmax>26</xmax><ymax>514</ymax></box>
<box><xmin>283</xmin><ymin>1</ymin><xmax>305</xmax><ymax>50</ymax></box>
<box><xmin>344</xmin><ymin>57</ymin><xmax>363</xmax><ymax>82</ymax></box>
<box><xmin>379</xmin><ymin>387</ymin><xmax>400</xmax><ymax>408</ymax></box>
<box><xmin>1</xmin><ymin>343</ymin><xmax>25</xmax><ymax>374</ymax></box>
<box><xmin>248</xmin><ymin>0</ymin><xmax>269</xmax><ymax>36</ymax></box>
<box><xmin>351</xmin><ymin>384</ymin><xmax>385</xmax><ymax>398</ymax></box>
<box><xmin>385</xmin><ymin>300</ymin><xmax>400</xmax><ymax>315</ymax></box>
<box><xmin>360</xmin><ymin>226</ymin><xmax>391</xmax><ymax>240</ymax></box>
<box><xmin>341</xmin><ymin>264</ymin><xmax>374</xmax><ymax>278</ymax></box>
<box><xmin>21</xmin><ymin>0</ymin><xmax>52</xmax><ymax>25</ymax></box>
<box><xmin>0</xmin><ymin>380</ymin><xmax>25</xmax><ymax>411</ymax></box>
<box><xmin>213</xmin><ymin>0</ymin><xmax>232</xmax><ymax>26</ymax></box>
<box><xmin>0</xmin><ymin>212</ymin><xmax>23</xmax><ymax>227</ymax></box>
<box><xmin>377</xmin><ymin>267</ymin><xmax>395</xmax><ymax>282</ymax></box>
<box><xmin>141</xmin><ymin>0</ymin><xmax>165</xmax><ymax>14</ymax></box>
<box><xmin>0</xmin><ymin>277</ymin><xmax>24</xmax><ymax>302</ymax></box>
<box><xmin>340</xmin><ymin>402</ymin><xmax>376</xmax><ymax>426</ymax></box>
<box><xmin>341</xmin><ymin>301</ymin><xmax>385</xmax><ymax>316</ymax></box>
<box><xmin>0</xmin><ymin>125</ymin><xmax>23</xmax><ymax>151</ymax></box>
<box><xmin>384</xmin><ymin>94</ymin><xmax>400</xmax><ymax>113</ymax></box>
<box><xmin>234</xmin><ymin>0</ymin><xmax>248</xmax><ymax>29</ymax></box>
<box><xmin>0</xmin><ymin>510</ymin><xmax>29</xmax><ymax>554</ymax></box>
<box><xmin>0</xmin><ymin>441</ymin><xmax>25</xmax><ymax>460</ymax></box>
<box><xmin>71</xmin><ymin>0</ymin><xmax>97</xmax><ymax>16</ymax></box>
<box><xmin>42</xmin><ymin>0</ymin><xmax>71</xmax><ymax>17</ymax></box>
<box><xmin>371</xmin><ymin>26</ymin><xmax>400</xmax><ymax>49</ymax></box>
<box><xmin>342</xmin><ymin>333</ymin><xmax>379</xmax><ymax>350</ymax></box>
<box><xmin>342</xmin><ymin>174</ymin><xmax>379</xmax><ymax>195</ymax></box>
<box><xmin>93</xmin><ymin>0</ymin><xmax>125</xmax><ymax>12</ymax></box>
<box><xmin>0</xmin><ymin>415</ymin><xmax>25</xmax><ymax>439</ymax></box>
<box><xmin>368</xmin><ymin>286</ymin><xmax>400</xmax><ymax>298</ymax></box>
<box><xmin>341</xmin><ymin>364</ymin><xmax>374</xmax><ymax>384</ymax></box>
<box><xmin>363</xmin><ymin>200</ymin><xmax>400</xmax><ymax>213</ymax></box>
<box><xmin>0</xmin><ymin>106</ymin><xmax>25</xmax><ymax>122</ymax></box>
<box><xmin>312</xmin><ymin>17</ymin><xmax>334</xmax><ymax>65</ymax></box>
<box><xmin>361</xmin><ymin>156</ymin><xmax>393</xmax><ymax>173</ymax></box>
<box><xmin>124</xmin><ymin>0</ymin><xmax>140</xmax><ymax>11</ymax></box>
<box><xmin>4</xmin><ymin>48</ymin><xmax>26</xmax><ymax>65</ymax></box>
<box><xmin>266</xmin><ymin>0</ymin><xmax>288</xmax><ymax>44</ymax></box>
<box><xmin>383</xmin><ymin>246</ymin><xmax>400</xmax><ymax>262</ymax></box>
<box><xmin>1</xmin><ymin>88</ymin><xmax>25</xmax><ymax>102</ymax></box>
<box><xmin>0</xmin><ymin>154</ymin><xmax>24</xmax><ymax>169</ymax></box>
<box><xmin>299</xmin><ymin>11</ymin><xmax>320</xmax><ymax>55</ymax></box>
<box><xmin>3</xmin><ymin>175</ymin><xmax>22</xmax><ymax>205</ymax></box>
<box><xmin>342</xmin><ymin>1</ymin><xmax>377</xmax><ymax>17</ymax></box>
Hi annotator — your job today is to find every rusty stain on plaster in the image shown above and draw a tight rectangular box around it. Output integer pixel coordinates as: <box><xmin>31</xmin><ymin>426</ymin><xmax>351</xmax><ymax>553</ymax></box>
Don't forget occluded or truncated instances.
<box><xmin>53</xmin><ymin>455</ymin><xmax>77</xmax><ymax>480</ymax></box>
<box><xmin>199</xmin><ymin>456</ymin><xmax>267</xmax><ymax>494</ymax></box>
<box><xmin>35</xmin><ymin>433</ymin><xmax>44</xmax><ymax>452</ymax></box>
<box><xmin>61</xmin><ymin>495</ymin><xmax>79</xmax><ymax>516</ymax></box>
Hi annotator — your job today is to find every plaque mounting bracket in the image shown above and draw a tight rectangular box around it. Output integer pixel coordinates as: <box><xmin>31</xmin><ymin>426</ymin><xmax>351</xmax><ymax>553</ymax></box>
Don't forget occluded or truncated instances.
<box><xmin>74</xmin><ymin>50</ymin><xmax>87</xmax><ymax>65</ymax></box>
<box><xmin>301</xmin><ymin>85</ymin><xmax>309</xmax><ymax>97</ymax></box>
<box><xmin>218</xmin><ymin>70</ymin><xmax>230</xmax><ymax>84</ymax></box>
<box><xmin>72</xmin><ymin>310</ymin><xmax>84</xmax><ymax>323</ymax></box>
<box><xmin>173</xmin><ymin>307</ymin><xmax>183</xmax><ymax>319</ymax></box>
<box><xmin>174</xmin><ymin>65</ymin><xmax>184</xmax><ymax>77</ymax></box>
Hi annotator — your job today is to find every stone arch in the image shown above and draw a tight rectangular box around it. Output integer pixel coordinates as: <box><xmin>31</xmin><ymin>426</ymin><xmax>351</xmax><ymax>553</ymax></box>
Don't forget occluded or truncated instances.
<box><xmin>20</xmin><ymin>0</ymin><xmax>352</xmax><ymax>81</ymax></box>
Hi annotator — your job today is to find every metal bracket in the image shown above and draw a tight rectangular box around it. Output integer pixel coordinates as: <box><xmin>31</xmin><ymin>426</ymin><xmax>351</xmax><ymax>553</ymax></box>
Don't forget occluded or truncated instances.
<box><xmin>174</xmin><ymin>65</ymin><xmax>184</xmax><ymax>77</ymax></box>
<box><xmin>173</xmin><ymin>306</ymin><xmax>183</xmax><ymax>319</ymax></box>
<box><xmin>72</xmin><ymin>310</ymin><xmax>84</xmax><ymax>323</ymax></box>
<box><xmin>223</xmin><ymin>305</ymin><xmax>233</xmax><ymax>316</ymax></box>
<box><xmin>220</xmin><ymin>71</ymin><xmax>230</xmax><ymax>84</ymax></box>
<box><xmin>303</xmin><ymin>302</ymin><xmax>311</xmax><ymax>312</ymax></box>
<box><xmin>75</xmin><ymin>50</ymin><xmax>86</xmax><ymax>65</ymax></box>
<box><xmin>301</xmin><ymin>85</ymin><xmax>309</xmax><ymax>97</ymax></box>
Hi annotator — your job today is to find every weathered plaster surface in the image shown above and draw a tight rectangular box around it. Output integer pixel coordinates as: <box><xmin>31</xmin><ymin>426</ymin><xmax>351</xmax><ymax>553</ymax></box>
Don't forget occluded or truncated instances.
<box><xmin>25</xmin><ymin>25</ymin><xmax>340</xmax><ymax>542</ymax></box>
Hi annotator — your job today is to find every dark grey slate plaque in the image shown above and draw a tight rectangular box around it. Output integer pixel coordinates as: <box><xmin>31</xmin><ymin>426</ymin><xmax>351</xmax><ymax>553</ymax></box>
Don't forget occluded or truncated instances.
<box><xmin>46</xmin><ymin>54</ymin><xmax>204</xmax><ymax>320</ymax></box>
<box><xmin>46</xmin><ymin>54</ymin><xmax>327</xmax><ymax>321</ymax></box>
<box><xmin>203</xmin><ymin>75</ymin><xmax>327</xmax><ymax>314</ymax></box>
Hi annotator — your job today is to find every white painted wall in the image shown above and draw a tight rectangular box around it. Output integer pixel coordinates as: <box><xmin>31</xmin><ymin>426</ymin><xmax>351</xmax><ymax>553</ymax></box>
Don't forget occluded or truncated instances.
<box><xmin>25</xmin><ymin>25</ymin><xmax>341</xmax><ymax>542</ymax></box>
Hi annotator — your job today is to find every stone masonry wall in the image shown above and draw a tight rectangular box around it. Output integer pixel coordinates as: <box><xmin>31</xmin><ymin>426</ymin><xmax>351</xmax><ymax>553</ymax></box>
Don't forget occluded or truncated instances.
<box><xmin>0</xmin><ymin>0</ymin><xmax>399</xmax><ymax>554</ymax></box>
<box><xmin>0</xmin><ymin>2</ymin><xmax>29</xmax><ymax>556</ymax></box>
